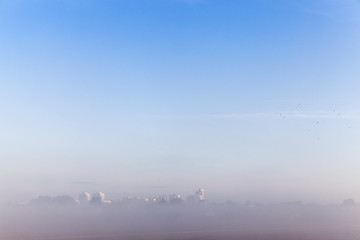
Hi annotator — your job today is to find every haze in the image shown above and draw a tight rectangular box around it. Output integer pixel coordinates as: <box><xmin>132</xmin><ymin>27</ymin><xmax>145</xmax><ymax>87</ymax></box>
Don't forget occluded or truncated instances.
<box><xmin>1</xmin><ymin>193</ymin><xmax>360</xmax><ymax>240</ymax></box>
<box><xmin>1</xmin><ymin>0</ymin><xmax>360</xmax><ymax>238</ymax></box>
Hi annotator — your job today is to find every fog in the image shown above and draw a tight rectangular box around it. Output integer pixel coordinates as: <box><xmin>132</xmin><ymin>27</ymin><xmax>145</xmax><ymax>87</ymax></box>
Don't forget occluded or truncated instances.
<box><xmin>1</xmin><ymin>0</ymin><xmax>360</xmax><ymax>239</ymax></box>
<box><xmin>1</xmin><ymin>195</ymin><xmax>360</xmax><ymax>240</ymax></box>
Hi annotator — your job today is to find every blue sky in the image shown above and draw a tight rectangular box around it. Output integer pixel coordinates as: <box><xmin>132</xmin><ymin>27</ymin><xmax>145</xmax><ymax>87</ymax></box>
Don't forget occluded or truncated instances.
<box><xmin>1</xmin><ymin>0</ymin><xmax>360</xmax><ymax>203</ymax></box>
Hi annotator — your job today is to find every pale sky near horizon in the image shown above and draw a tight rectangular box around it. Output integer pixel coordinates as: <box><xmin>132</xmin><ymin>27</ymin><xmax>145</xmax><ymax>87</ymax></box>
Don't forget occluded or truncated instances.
<box><xmin>1</xmin><ymin>0</ymin><xmax>360</xmax><ymax>204</ymax></box>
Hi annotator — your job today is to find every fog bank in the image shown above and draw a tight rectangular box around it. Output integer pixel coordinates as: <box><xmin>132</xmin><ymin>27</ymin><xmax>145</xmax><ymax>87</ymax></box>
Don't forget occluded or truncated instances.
<box><xmin>1</xmin><ymin>200</ymin><xmax>360</xmax><ymax>240</ymax></box>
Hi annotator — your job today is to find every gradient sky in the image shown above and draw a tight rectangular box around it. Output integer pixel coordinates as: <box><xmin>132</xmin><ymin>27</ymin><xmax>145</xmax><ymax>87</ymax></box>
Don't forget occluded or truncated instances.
<box><xmin>1</xmin><ymin>0</ymin><xmax>360</xmax><ymax>204</ymax></box>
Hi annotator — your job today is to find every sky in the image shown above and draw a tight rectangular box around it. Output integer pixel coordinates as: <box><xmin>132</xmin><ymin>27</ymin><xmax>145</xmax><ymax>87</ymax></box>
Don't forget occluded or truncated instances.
<box><xmin>0</xmin><ymin>0</ymin><xmax>360</xmax><ymax>204</ymax></box>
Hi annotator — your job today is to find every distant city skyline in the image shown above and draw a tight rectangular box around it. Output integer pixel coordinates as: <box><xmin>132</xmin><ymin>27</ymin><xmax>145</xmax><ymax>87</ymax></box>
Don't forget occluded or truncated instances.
<box><xmin>12</xmin><ymin>187</ymin><xmax>359</xmax><ymax>208</ymax></box>
<box><xmin>24</xmin><ymin>188</ymin><xmax>208</xmax><ymax>207</ymax></box>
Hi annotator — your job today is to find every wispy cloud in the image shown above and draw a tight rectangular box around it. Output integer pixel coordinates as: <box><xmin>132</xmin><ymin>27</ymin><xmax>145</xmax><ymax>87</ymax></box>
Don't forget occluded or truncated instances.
<box><xmin>213</xmin><ymin>111</ymin><xmax>360</xmax><ymax>120</ymax></box>
<box><xmin>153</xmin><ymin>111</ymin><xmax>360</xmax><ymax>120</ymax></box>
